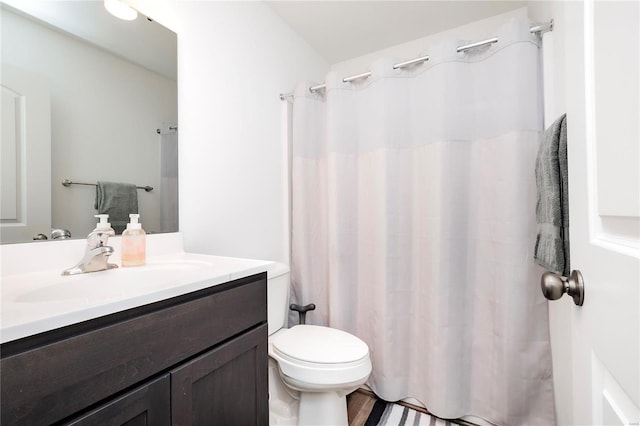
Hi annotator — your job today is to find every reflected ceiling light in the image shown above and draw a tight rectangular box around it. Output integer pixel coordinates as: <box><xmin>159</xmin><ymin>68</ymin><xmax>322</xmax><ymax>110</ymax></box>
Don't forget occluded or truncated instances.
<box><xmin>104</xmin><ymin>0</ymin><xmax>138</xmax><ymax>21</ymax></box>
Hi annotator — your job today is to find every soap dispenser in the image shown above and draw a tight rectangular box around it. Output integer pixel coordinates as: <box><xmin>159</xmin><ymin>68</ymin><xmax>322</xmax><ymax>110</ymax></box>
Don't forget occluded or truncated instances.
<box><xmin>90</xmin><ymin>214</ymin><xmax>115</xmax><ymax>248</ymax></box>
<box><xmin>121</xmin><ymin>214</ymin><xmax>146</xmax><ymax>267</ymax></box>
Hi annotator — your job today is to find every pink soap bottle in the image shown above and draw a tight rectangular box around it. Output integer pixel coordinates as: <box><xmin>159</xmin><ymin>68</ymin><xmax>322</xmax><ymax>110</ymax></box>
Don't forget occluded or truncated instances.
<box><xmin>121</xmin><ymin>214</ymin><xmax>146</xmax><ymax>267</ymax></box>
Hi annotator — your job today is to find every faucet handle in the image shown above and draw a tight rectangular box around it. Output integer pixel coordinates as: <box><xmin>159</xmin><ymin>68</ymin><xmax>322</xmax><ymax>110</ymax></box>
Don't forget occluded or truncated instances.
<box><xmin>51</xmin><ymin>228</ymin><xmax>71</xmax><ymax>240</ymax></box>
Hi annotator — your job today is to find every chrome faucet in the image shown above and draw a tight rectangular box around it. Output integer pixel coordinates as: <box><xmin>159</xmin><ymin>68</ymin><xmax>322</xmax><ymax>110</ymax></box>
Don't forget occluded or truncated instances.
<box><xmin>62</xmin><ymin>215</ymin><xmax>118</xmax><ymax>276</ymax></box>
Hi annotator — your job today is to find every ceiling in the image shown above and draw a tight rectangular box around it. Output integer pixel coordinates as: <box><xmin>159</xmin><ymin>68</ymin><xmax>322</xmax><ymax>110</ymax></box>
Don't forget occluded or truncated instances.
<box><xmin>2</xmin><ymin>0</ymin><xmax>177</xmax><ymax>80</ymax></box>
<box><xmin>266</xmin><ymin>1</ymin><xmax>527</xmax><ymax>64</ymax></box>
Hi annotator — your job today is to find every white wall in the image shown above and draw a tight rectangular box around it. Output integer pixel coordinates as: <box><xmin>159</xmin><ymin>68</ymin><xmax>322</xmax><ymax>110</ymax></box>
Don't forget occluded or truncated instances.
<box><xmin>1</xmin><ymin>8</ymin><xmax>177</xmax><ymax>237</ymax></box>
<box><xmin>129</xmin><ymin>1</ymin><xmax>329</xmax><ymax>263</ymax></box>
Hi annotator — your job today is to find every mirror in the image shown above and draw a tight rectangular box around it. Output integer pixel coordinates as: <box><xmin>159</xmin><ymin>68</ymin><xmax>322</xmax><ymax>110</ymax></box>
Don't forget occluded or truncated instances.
<box><xmin>0</xmin><ymin>1</ymin><xmax>178</xmax><ymax>244</ymax></box>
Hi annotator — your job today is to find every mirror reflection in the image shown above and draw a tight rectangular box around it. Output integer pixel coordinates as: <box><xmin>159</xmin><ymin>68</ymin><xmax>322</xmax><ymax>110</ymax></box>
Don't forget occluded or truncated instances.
<box><xmin>0</xmin><ymin>1</ymin><xmax>178</xmax><ymax>244</ymax></box>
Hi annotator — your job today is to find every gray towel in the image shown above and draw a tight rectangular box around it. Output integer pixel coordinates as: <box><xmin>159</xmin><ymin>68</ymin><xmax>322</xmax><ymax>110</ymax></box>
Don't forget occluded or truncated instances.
<box><xmin>94</xmin><ymin>181</ymin><xmax>138</xmax><ymax>234</ymax></box>
<box><xmin>534</xmin><ymin>114</ymin><xmax>570</xmax><ymax>276</ymax></box>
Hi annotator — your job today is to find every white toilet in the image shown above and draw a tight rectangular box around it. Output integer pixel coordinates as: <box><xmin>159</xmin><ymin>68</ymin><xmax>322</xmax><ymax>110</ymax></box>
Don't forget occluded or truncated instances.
<box><xmin>267</xmin><ymin>263</ymin><xmax>372</xmax><ymax>426</ymax></box>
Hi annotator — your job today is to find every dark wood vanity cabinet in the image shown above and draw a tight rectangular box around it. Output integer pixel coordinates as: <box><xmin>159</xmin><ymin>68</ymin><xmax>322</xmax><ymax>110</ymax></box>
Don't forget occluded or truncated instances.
<box><xmin>171</xmin><ymin>325</ymin><xmax>268</xmax><ymax>425</ymax></box>
<box><xmin>65</xmin><ymin>375</ymin><xmax>171</xmax><ymax>426</ymax></box>
<box><xmin>0</xmin><ymin>273</ymin><xmax>268</xmax><ymax>426</ymax></box>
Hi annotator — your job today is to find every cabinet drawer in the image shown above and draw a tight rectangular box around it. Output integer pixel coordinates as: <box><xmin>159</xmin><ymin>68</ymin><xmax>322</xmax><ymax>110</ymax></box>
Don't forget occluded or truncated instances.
<box><xmin>1</xmin><ymin>273</ymin><xmax>266</xmax><ymax>425</ymax></box>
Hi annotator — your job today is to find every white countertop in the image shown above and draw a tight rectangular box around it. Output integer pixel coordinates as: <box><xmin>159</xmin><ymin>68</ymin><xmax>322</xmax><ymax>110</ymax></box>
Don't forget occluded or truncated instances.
<box><xmin>0</xmin><ymin>233</ymin><xmax>274</xmax><ymax>344</ymax></box>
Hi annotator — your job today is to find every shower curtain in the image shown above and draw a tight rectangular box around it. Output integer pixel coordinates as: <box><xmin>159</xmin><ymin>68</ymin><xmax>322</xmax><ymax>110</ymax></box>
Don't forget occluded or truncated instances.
<box><xmin>290</xmin><ymin>18</ymin><xmax>555</xmax><ymax>425</ymax></box>
<box><xmin>160</xmin><ymin>127</ymin><xmax>178</xmax><ymax>233</ymax></box>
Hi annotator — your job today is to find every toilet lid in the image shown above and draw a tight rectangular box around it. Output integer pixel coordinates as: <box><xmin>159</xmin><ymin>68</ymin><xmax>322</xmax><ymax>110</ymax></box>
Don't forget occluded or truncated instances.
<box><xmin>271</xmin><ymin>325</ymin><xmax>369</xmax><ymax>364</ymax></box>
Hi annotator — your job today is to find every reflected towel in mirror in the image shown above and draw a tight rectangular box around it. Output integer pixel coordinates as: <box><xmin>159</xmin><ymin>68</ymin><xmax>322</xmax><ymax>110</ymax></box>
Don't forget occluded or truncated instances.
<box><xmin>94</xmin><ymin>181</ymin><xmax>138</xmax><ymax>234</ymax></box>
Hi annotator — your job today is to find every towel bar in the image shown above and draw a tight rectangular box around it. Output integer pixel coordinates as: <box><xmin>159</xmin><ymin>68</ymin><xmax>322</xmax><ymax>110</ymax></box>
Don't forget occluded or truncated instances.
<box><xmin>62</xmin><ymin>179</ymin><xmax>153</xmax><ymax>192</ymax></box>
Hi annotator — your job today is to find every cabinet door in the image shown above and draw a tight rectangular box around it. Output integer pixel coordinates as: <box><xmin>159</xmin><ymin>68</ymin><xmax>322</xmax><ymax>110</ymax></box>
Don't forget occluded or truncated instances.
<box><xmin>64</xmin><ymin>375</ymin><xmax>170</xmax><ymax>426</ymax></box>
<box><xmin>171</xmin><ymin>324</ymin><xmax>268</xmax><ymax>426</ymax></box>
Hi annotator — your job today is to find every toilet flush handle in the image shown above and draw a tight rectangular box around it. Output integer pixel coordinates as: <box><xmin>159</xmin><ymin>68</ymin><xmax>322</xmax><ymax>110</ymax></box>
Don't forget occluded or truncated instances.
<box><xmin>290</xmin><ymin>303</ymin><xmax>316</xmax><ymax>325</ymax></box>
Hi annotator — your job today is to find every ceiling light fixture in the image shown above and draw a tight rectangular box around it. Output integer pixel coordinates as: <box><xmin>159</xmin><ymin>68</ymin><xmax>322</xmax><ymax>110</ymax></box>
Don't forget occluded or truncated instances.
<box><xmin>104</xmin><ymin>0</ymin><xmax>138</xmax><ymax>21</ymax></box>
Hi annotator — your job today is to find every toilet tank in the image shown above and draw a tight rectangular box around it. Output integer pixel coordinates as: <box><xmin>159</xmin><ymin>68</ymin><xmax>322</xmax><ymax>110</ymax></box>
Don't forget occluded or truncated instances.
<box><xmin>267</xmin><ymin>263</ymin><xmax>290</xmax><ymax>336</ymax></box>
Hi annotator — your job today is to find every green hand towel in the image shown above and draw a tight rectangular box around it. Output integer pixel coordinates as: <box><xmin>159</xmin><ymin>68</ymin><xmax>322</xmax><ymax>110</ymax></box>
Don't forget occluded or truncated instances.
<box><xmin>534</xmin><ymin>114</ymin><xmax>570</xmax><ymax>276</ymax></box>
<box><xmin>95</xmin><ymin>181</ymin><xmax>138</xmax><ymax>234</ymax></box>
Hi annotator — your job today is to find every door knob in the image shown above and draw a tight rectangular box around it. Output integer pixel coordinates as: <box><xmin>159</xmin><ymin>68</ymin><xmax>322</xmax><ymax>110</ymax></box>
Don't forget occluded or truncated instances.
<box><xmin>541</xmin><ymin>270</ymin><xmax>584</xmax><ymax>306</ymax></box>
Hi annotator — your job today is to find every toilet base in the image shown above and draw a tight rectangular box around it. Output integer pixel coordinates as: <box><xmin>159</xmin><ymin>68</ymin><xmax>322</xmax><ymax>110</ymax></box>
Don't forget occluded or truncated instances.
<box><xmin>299</xmin><ymin>391</ymin><xmax>348</xmax><ymax>426</ymax></box>
<box><xmin>269</xmin><ymin>358</ymin><xmax>359</xmax><ymax>426</ymax></box>
<box><xmin>269</xmin><ymin>359</ymin><xmax>299</xmax><ymax>425</ymax></box>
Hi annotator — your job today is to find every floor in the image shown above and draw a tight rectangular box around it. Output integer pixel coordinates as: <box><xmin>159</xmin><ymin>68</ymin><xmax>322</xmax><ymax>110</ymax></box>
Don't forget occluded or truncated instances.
<box><xmin>346</xmin><ymin>389</ymin><xmax>478</xmax><ymax>426</ymax></box>
<box><xmin>347</xmin><ymin>389</ymin><xmax>432</xmax><ymax>426</ymax></box>
<box><xmin>347</xmin><ymin>389</ymin><xmax>379</xmax><ymax>425</ymax></box>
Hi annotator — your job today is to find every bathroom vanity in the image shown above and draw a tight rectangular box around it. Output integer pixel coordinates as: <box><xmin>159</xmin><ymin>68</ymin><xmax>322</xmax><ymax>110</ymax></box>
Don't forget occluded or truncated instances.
<box><xmin>0</xmin><ymin>234</ymin><xmax>271</xmax><ymax>425</ymax></box>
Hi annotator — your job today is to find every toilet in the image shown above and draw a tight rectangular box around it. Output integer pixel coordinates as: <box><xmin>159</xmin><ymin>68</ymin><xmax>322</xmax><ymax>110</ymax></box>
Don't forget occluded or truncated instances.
<box><xmin>267</xmin><ymin>263</ymin><xmax>372</xmax><ymax>426</ymax></box>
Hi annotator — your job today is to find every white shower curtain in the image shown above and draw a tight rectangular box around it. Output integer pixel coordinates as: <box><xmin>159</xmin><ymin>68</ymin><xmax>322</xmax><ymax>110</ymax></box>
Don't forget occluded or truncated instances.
<box><xmin>160</xmin><ymin>127</ymin><xmax>179</xmax><ymax>233</ymax></box>
<box><xmin>290</xmin><ymin>18</ymin><xmax>555</xmax><ymax>426</ymax></box>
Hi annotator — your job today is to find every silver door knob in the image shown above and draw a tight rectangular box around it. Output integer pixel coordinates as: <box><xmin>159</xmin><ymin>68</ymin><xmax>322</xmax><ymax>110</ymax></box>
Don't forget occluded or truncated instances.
<box><xmin>541</xmin><ymin>270</ymin><xmax>584</xmax><ymax>306</ymax></box>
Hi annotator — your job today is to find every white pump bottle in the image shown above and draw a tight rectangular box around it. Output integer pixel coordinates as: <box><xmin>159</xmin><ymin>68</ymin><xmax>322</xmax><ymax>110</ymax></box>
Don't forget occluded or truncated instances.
<box><xmin>89</xmin><ymin>214</ymin><xmax>115</xmax><ymax>248</ymax></box>
<box><xmin>121</xmin><ymin>213</ymin><xmax>146</xmax><ymax>267</ymax></box>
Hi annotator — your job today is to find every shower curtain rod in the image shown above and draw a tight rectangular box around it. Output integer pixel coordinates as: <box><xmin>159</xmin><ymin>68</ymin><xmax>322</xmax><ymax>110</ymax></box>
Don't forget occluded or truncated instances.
<box><xmin>279</xmin><ymin>19</ymin><xmax>553</xmax><ymax>101</ymax></box>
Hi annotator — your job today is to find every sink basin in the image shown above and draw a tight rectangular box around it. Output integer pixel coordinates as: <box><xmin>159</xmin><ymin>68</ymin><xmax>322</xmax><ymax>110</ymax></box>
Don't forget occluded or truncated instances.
<box><xmin>13</xmin><ymin>259</ymin><xmax>215</xmax><ymax>304</ymax></box>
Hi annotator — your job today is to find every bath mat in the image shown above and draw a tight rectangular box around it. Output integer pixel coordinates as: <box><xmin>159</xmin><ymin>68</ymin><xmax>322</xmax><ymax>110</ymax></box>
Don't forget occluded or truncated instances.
<box><xmin>365</xmin><ymin>399</ymin><xmax>460</xmax><ymax>426</ymax></box>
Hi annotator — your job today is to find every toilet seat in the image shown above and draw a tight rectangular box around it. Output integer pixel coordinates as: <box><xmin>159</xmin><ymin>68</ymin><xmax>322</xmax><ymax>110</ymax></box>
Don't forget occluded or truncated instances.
<box><xmin>269</xmin><ymin>325</ymin><xmax>372</xmax><ymax>387</ymax></box>
<box><xmin>272</xmin><ymin>325</ymin><xmax>369</xmax><ymax>364</ymax></box>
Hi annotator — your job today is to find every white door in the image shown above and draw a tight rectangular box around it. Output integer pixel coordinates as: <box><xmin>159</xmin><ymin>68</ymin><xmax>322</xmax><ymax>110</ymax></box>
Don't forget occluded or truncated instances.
<box><xmin>551</xmin><ymin>1</ymin><xmax>640</xmax><ymax>424</ymax></box>
<box><xmin>0</xmin><ymin>64</ymin><xmax>51</xmax><ymax>243</ymax></box>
